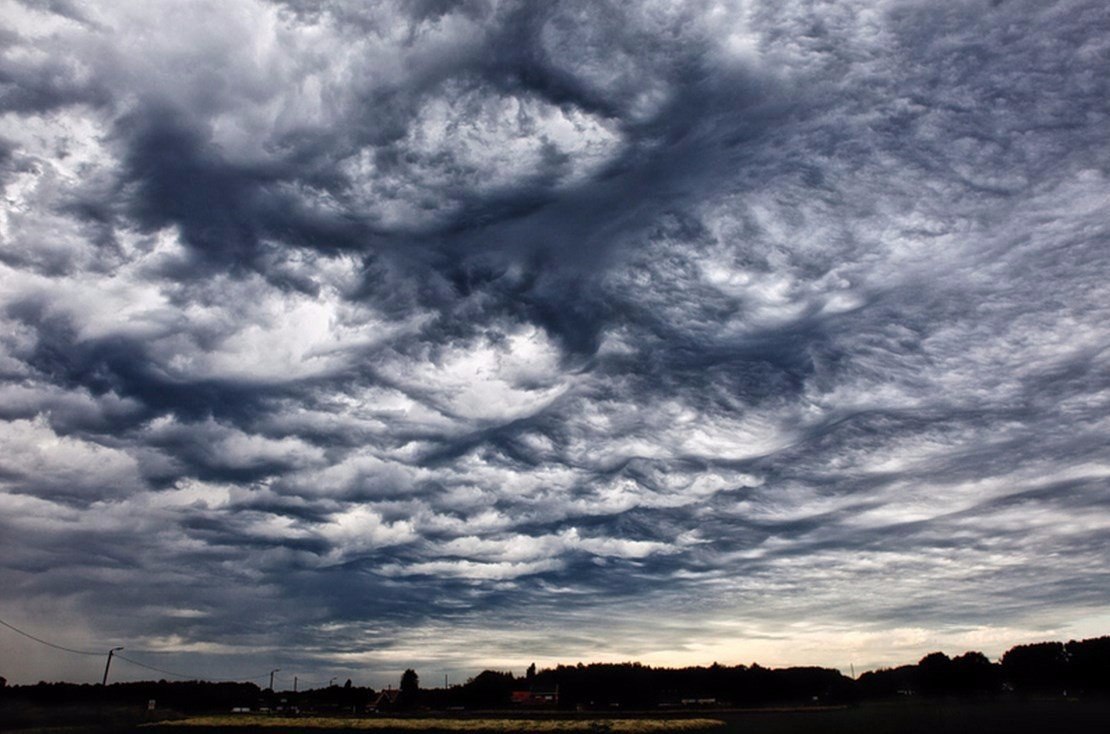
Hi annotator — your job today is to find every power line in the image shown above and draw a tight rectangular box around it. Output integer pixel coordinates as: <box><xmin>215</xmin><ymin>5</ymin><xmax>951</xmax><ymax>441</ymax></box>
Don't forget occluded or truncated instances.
<box><xmin>113</xmin><ymin>653</ymin><xmax>271</xmax><ymax>684</ymax></box>
<box><xmin>113</xmin><ymin>653</ymin><xmax>212</xmax><ymax>681</ymax></box>
<box><xmin>1</xmin><ymin>614</ymin><xmax>273</xmax><ymax>685</ymax></box>
<box><xmin>0</xmin><ymin>616</ymin><xmax>101</xmax><ymax>656</ymax></box>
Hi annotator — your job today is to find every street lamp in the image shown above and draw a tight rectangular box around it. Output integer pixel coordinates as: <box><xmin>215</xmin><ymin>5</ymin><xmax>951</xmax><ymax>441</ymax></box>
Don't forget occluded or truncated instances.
<box><xmin>102</xmin><ymin>647</ymin><xmax>124</xmax><ymax>686</ymax></box>
<box><xmin>269</xmin><ymin>669</ymin><xmax>281</xmax><ymax>691</ymax></box>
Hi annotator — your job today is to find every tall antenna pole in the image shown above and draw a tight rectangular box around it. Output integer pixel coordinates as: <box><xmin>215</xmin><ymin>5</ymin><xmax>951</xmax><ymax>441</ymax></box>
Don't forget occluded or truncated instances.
<box><xmin>102</xmin><ymin>647</ymin><xmax>124</xmax><ymax>686</ymax></box>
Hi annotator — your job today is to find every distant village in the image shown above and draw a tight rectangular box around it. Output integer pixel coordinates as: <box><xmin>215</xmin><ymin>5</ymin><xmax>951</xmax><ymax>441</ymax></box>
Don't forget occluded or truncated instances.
<box><xmin>2</xmin><ymin>635</ymin><xmax>1107</xmax><ymax>722</ymax></box>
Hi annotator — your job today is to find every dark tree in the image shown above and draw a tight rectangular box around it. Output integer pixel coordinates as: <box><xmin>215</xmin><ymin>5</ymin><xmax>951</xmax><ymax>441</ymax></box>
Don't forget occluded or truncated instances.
<box><xmin>1002</xmin><ymin>641</ymin><xmax>1068</xmax><ymax>693</ymax></box>
<box><xmin>857</xmin><ymin>665</ymin><xmax>915</xmax><ymax>697</ymax></box>
<box><xmin>950</xmin><ymin>651</ymin><xmax>1001</xmax><ymax>694</ymax></box>
<box><xmin>399</xmin><ymin>669</ymin><xmax>419</xmax><ymax>708</ymax></box>
<box><xmin>458</xmin><ymin>670</ymin><xmax>516</xmax><ymax>708</ymax></box>
<box><xmin>915</xmin><ymin>652</ymin><xmax>954</xmax><ymax>695</ymax></box>
<box><xmin>526</xmin><ymin>663</ymin><xmax>536</xmax><ymax>683</ymax></box>
<box><xmin>1066</xmin><ymin>636</ymin><xmax>1110</xmax><ymax>694</ymax></box>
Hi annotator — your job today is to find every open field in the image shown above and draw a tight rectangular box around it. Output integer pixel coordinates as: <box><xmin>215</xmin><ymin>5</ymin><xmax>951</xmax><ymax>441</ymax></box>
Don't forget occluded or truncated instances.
<box><xmin>137</xmin><ymin>701</ymin><xmax>1110</xmax><ymax>734</ymax></box>
<box><xmin>710</xmin><ymin>699</ymin><xmax>1110</xmax><ymax>734</ymax></box>
<box><xmin>5</xmin><ymin>699</ymin><xmax>1110</xmax><ymax>734</ymax></box>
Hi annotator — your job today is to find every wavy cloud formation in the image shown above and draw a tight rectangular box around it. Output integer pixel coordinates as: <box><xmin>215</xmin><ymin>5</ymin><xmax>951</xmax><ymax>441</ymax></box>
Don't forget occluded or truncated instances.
<box><xmin>1</xmin><ymin>0</ymin><xmax>1108</xmax><ymax>685</ymax></box>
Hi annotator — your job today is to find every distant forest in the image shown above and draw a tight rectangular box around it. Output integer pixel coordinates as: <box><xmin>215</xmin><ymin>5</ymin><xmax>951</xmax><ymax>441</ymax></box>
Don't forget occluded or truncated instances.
<box><xmin>2</xmin><ymin>636</ymin><xmax>1107</xmax><ymax>713</ymax></box>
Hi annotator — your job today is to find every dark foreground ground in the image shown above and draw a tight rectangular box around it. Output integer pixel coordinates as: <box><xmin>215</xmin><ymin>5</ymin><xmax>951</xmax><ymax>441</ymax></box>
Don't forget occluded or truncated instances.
<box><xmin>712</xmin><ymin>699</ymin><xmax>1110</xmax><ymax>733</ymax></box>
<box><xmin>3</xmin><ymin>699</ymin><xmax>1109</xmax><ymax>734</ymax></box>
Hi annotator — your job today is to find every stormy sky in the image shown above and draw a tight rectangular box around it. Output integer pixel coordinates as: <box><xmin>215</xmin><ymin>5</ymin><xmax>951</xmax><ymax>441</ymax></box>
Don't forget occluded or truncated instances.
<box><xmin>1</xmin><ymin>0</ymin><xmax>1109</xmax><ymax>687</ymax></box>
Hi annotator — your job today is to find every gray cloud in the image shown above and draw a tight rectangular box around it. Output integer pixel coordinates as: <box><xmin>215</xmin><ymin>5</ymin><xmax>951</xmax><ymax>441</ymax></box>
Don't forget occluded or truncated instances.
<box><xmin>1</xmin><ymin>0</ymin><xmax>1109</xmax><ymax>686</ymax></box>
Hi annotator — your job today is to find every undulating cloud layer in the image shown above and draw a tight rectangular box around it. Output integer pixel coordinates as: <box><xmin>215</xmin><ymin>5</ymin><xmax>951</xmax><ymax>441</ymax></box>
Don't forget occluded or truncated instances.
<box><xmin>1</xmin><ymin>0</ymin><xmax>1109</xmax><ymax>686</ymax></box>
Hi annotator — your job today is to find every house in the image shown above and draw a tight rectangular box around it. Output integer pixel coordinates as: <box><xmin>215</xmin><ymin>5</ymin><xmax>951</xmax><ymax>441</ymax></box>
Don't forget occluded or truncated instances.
<box><xmin>369</xmin><ymin>688</ymin><xmax>401</xmax><ymax>711</ymax></box>
<box><xmin>511</xmin><ymin>686</ymin><xmax>559</xmax><ymax>706</ymax></box>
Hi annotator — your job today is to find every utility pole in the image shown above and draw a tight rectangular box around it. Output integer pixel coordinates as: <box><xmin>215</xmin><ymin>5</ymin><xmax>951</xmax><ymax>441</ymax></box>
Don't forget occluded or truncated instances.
<box><xmin>102</xmin><ymin>647</ymin><xmax>124</xmax><ymax>686</ymax></box>
<box><xmin>269</xmin><ymin>669</ymin><xmax>280</xmax><ymax>691</ymax></box>
<box><xmin>294</xmin><ymin>676</ymin><xmax>298</xmax><ymax>693</ymax></box>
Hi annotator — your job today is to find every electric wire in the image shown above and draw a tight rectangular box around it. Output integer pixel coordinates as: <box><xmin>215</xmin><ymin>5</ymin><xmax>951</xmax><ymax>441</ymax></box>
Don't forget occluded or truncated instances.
<box><xmin>0</xmin><ymin>616</ymin><xmax>101</xmax><ymax>656</ymax></box>
<box><xmin>113</xmin><ymin>653</ymin><xmax>270</xmax><ymax>683</ymax></box>
<box><xmin>113</xmin><ymin>653</ymin><xmax>201</xmax><ymax>680</ymax></box>
<box><xmin>0</xmin><ymin>614</ymin><xmax>275</xmax><ymax>685</ymax></box>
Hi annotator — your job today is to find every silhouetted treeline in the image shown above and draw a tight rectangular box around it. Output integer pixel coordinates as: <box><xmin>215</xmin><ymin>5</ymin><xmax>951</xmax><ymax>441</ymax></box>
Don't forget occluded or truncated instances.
<box><xmin>2</xmin><ymin>635</ymin><xmax>1106</xmax><ymax>713</ymax></box>
<box><xmin>414</xmin><ymin>662</ymin><xmax>852</xmax><ymax>709</ymax></box>
<box><xmin>0</xmin><ymin>680</ymin><xmax>262</xmax><ymax>712</ymax></box>
<box><xmin>858</xmin><ymin>636</ymin><xmax>1110</xmax><ymax>698</ymax></box>
<box><xmin>431</xmin><ymin>670</ymin><xmax>517</xmax><ymax>709</ymax></box>
<box><xmin>429</xmin><ymin>636</ymin><xmax>1110</xmax><ymax>709</ymax></box>
<box><xmin>858</xmin><ymin>652</ymin><xmax>1002</xmax><ymax>698</ymax></box>
<box><xmin>546</xmin><ymin>661</ymin><xmax>853</xmax><ymax>708</ymax></box>
<box><xmin>294</xmin><ymin>681</ymin><xmax>378</xmax><ymax>712</ymax></box>
<box><xmin>0</xmin><ymin>679</ymin><xmax>381</xmax><ymax>714</ymax></box>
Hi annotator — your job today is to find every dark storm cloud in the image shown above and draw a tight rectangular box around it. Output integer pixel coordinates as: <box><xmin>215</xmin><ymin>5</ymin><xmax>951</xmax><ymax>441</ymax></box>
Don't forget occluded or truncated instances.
<box><xmin>1</xmin><ymin>0</ymin><xmax>1110</xmax><ymax>684</ymax></box>
<box><xmin>114</xmin><ymin>106</ymin><xmax>382</xmax><ymax>276</ymax></box>
<box><xmin>0</xmin><ymin>48</ymin><xmax>110</xmax><ymax>113</ymax></box>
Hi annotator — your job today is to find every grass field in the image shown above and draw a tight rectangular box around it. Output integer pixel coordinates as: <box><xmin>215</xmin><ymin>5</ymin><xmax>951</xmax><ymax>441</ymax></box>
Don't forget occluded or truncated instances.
<box><xmin>6</xmin><ymin>699</ymin><xmax>1109</xmax><ymax>733</ymax></box>
<box><xmin>136</xmin><ymin>700</ymin><xmax>1110</xmax><ymax>734</ymax></box>
<box><xmin>711</xmin><ymin>699</ymin><xmax>1110</xmax><ymax>734</ymax></box>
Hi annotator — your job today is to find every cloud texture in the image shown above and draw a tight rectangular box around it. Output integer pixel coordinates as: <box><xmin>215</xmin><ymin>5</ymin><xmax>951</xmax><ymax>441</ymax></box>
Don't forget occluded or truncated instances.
<box><xmin>1</xmin><ymin>0</ymin><xmax>1109</xmax><ymax>685</ymax></box>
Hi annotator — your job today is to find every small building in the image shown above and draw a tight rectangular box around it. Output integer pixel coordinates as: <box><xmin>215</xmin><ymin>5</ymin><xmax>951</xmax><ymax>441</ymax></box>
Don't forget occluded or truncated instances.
<box><xmin>511</xmin><ymin>686</ymin><xmax>559</xmax><ymax>706</ymax></box>
<box><xmin>369</xmin><ymin>688</ymin><xmax>401</xmax><ymax>712</ymax></box>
